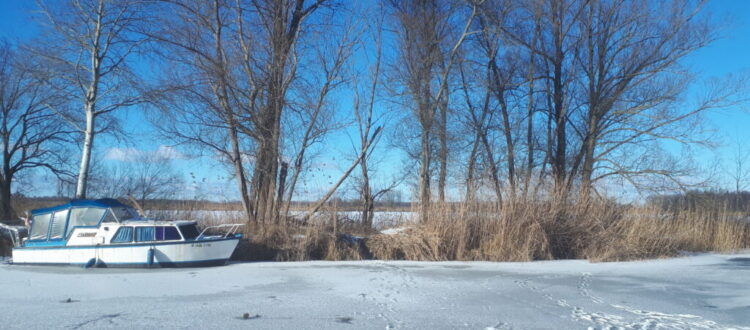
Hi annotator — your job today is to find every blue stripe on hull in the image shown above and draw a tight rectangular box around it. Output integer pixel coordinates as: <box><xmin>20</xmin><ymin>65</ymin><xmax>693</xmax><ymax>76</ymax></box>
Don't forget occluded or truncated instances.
<box><xmin>12</xmin><ymin>258</ymin><xmax>231</xmax><ymax>268</ymax></box>
<box><xmin>15</xmin><ymin>237</ymin><xmax>240</xmax><ymax>250</ymax></box>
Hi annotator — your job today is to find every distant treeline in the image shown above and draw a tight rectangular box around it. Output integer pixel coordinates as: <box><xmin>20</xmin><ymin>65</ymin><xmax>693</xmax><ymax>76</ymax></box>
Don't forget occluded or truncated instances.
<box><xmin>647</xmin><ymin>191</ymin><xmax>750</xmax><ymax>213</ymax></box>
<box><xmin>10</xmin><ymin>196</ymin><xmax>412</xmax><ymax>215</ymax></box>
<box><xmin>14</xmin><ymin>191</ymin><xmax>750</xmax><ymax>217</ymax></box>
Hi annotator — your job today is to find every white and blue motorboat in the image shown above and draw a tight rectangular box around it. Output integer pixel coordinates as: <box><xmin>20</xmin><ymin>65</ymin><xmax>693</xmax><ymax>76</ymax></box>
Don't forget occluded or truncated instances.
<box><xmin>10</xmin><ymin>199</ymin><xmax>243</xmax><ymax>267</ymax></box>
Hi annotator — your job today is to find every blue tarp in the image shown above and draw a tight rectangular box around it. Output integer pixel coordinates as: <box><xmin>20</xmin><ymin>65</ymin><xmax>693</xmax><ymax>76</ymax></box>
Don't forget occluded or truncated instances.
<box><xmin>31</xmin><ymin>199</ymin><xmax>129</xmax><ymax>215</ymax></box>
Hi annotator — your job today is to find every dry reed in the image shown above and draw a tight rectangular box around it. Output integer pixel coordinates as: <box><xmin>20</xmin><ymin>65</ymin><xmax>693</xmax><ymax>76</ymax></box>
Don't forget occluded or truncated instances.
<box><xmin>368</xmin><ymin>199</ymin><xmax>750</xmax><ymax>262</ymax></box>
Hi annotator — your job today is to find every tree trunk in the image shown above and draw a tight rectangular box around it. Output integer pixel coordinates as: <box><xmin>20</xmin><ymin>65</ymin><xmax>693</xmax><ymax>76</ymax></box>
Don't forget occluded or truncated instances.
<box><xmin>580</xmin><ymin>139</ymin><xmax>595</xmax><ymax>201</ymax></box>
<box><xmin>282</xmin><ymin>152</ymin><xmax>304</xmax><ymax>220</ymax></box>
<box><xmin>76</xmin><ymin>2</ymin><xmax>103</xmax><ymax>200</ymax></box>
<box><xmin>251</xmin><ymin>103</ymin><xmax>282</xmax><ymax>223</ymax></box>
<box><xmin>524</xmin><ymin>22</ymin><xmax>538</xmax><ymax>199</ymax></box>
<box><xmin>552</xmin><ymin>76</ymin><xmax>567</xmax><ymax>196</ymax></box>
<box><xmin>1</xmin><ymin>115</ymin><xmax>12</xmax><ymax>219</ymax></box>
<box><xmin>275</xmin><ymin>161</ymin><xmax>288</xmax><ymax>222</ymax></box>
<box><xmin>252</xmin><ymin>138</ymin><xmax>275</xmax><ymax>223</ymax></box>
<box><xmin>551</xmin><ymin>0</ymin><xmax>568</xmax><ymax>199</ymax></box>
<box><xmin>487</xmin><ymin>56</ymin><xmax>516</xmax><ymax>201</ymax></box>
<box><xmin>579</xmin><ymin>110</ymin><xmax>598</xmax><ymax>201</ymax></box>
<box><xmin>360</xmin><ymin>154</ymin><xmax>374</xmax><ymax>229</ymax></box>
<box><xmin>498</xmin><ymin>94</ymin><xmax>516</xmax><ymax>200</ymax></box>
<box><xmin>480</xmin><ymin>129</ymin><xmax>503</xmax><ymax>204</ymax></box>
<box><xmin>465</xmin><ymin>133</ymin><xmax>480</xmax><ymax>202</ymax></box>
<box><xmin>76</xmin><ymin>109</ymin><xmax>95</xmax><ymax>199</ymax></box>
<box><xmin>228</xmin><ymin>123</ymin><xmax>254</xmax><ymax>224</ymax></box>
<box><xmin>419</xmin><ymin>126</ymin><xmax>432</xmax><ymax>223</ymax></box>
<box><xmin>0</xmin><ymin>178</ymin><xmax>12</xmax><ymax>220</ymax></box>
<box><xmin>361</xmin><ymin>186</ymin><xmax>373</xmax><ymax>229</ymax></box>
<box><xmin>251</xmin><ymin>0</ymin><xmax>292</xmax><ymax>223</ymax></box>
<box><xmin>437</xmin><ymin>92</ymin><xmax>448</xmax><ymax>203</ymax></box>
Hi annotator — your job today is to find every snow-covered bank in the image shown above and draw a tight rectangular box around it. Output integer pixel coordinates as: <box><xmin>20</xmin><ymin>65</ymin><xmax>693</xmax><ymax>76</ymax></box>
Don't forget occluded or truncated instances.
<box><xmin>1</xmin><ymin>253</ymin><xmax>749</xmax><ymax>329</ymax></box>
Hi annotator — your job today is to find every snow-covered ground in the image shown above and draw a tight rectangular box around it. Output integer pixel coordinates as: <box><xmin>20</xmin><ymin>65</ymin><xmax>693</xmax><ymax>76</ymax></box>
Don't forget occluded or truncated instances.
<box><xmin>1</xmin><ymin>253</ymin><xmax>749</xmax><ymax>329</ymax></box>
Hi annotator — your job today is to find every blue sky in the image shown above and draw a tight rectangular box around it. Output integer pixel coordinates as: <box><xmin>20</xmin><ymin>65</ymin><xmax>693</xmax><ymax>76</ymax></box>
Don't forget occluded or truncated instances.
<box><xmin>692</xmin><ymin>0</ymin><xmax>750</xmax><ymax>187</ymax></box>
<box><xmin>1</xmin><ymin>0</ymin><xmax>750</xmax><ymax>201</ymax></box>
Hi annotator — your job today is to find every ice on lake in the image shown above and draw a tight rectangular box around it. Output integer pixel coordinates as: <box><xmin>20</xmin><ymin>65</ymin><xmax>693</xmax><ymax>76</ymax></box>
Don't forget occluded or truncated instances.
<box><xmin>1</xmin><ymin>252</ymin><xmax>749</xmax><ymax>329</ymax></box>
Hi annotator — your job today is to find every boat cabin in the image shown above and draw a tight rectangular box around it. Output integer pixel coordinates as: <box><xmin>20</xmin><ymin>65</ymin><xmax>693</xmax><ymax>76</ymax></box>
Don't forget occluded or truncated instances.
<box><xmin>24</xmin><ymin>199</ymin><xmax>201</xmax><ymax>247</ymax></box>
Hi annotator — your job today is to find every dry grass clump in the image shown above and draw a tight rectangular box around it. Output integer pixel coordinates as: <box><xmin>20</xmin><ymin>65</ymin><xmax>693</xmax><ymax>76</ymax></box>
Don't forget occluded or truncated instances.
<box><xmin>367</xmin><ymin>227</ymin><xmax>441</xmax><ymax>260</ymax></box>
<box><xmin>368</xmin><ymin>202</ymin><xmax>553</xmax><ymax>261</ymax></box>
<box><xmin>235</xmin><ymin>215</ymin><xmax>369</xmax><ymax>262</ymax></box>
<box><xmin>586</xmin><ymin>206</ymin><xmax>750</xmax><ymax>261</ymax></box>
<box><xmin>369</xmin><ymin>199</ymin><xmax>750</xmax><ymax>262</ymax></box>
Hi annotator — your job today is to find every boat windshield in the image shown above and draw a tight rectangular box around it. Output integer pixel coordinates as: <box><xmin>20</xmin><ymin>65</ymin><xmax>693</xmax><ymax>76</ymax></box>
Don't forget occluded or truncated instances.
<box><xmin>111</xmin><ymin>207</ymin><xmax>138</xmax><ymax>221</ymax></box>
<box><xmin>29</xmin><ymin>213</ymin><xmax>51</xmax><ymax>240</ymax></box>
<box><xmin>67</xmin><ymin>207</ymin><xmax>107</xmax><ymax>236</ymax></box>
<box><xmin>178</xmin><ymin>224</ymin><xmax>200</xmax><ymax>240</ymax></box>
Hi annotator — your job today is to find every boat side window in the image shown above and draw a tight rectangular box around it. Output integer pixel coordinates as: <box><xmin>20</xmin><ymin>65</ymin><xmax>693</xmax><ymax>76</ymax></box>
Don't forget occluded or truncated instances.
<box><xmin>155</xmin><ymin>226</ymin><xmax>181</xmax><ymax>241</ymax></box>
<box><xmin>111</xmin><ymin>227</ymin><xmax>134</xmax><ymax>243</ymax></box>
<box><xmin>29</xmin><ymin>213</ymin><xmax>52</xmax><ymax>240</ymax></box>
<box><xmin>165</xmin><ymin>227</ymin><xmax>181</xmax><ymax>240</ymax></box>
<box><xmin>67</xmin><ymin>207</ymin><xmax>106</xmax><ymax>237</ymax></box>
<box><xmin>178</xmin><ymin>224</ymin><xmax>200</xmax><ymax>240</ymax></box>
<box><xmin>48</xmin><ymin>210</ymin><xmax>69</xmax><ymax>240</ymax></box>
<box><xmin>135</xmin><ymin>226</ymin><xmax>155</xmax><ymax>242</ymax></box>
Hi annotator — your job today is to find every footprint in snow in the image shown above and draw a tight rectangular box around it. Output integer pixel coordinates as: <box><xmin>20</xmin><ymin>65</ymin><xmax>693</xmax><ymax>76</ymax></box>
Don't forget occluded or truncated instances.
<box><xmin>335</xmin><ymin>317</ymin><xmax>353</xmax><ymax>324</ymax></box>
<box><xmin>484</xmin><ymin>321</ymin><xmax>512</xmax><ymax>330</ymax></box>
<box><xmin>237</xmin><ymin>313</ymin><xmax>261</xmax><ymax>320</ymax></box>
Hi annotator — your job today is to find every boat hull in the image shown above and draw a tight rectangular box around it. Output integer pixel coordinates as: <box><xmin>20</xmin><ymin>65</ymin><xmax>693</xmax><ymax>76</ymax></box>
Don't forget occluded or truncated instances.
<box><xmin>11</xmin><ymin>237</ymin><xmax>240</xmax><ymax>268</ymax></box>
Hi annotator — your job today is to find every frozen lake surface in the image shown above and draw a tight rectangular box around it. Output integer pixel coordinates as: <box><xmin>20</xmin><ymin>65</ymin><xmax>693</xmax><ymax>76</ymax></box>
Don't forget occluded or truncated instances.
<box><xmin>1</xmin><ymin>253</ymin><xmax>749</xmax><ymax>329</ymax></box>
<box><xmin>146</xmin><ymin>210</ymin><xmax>416</xmax><ymax>229</ymax></box>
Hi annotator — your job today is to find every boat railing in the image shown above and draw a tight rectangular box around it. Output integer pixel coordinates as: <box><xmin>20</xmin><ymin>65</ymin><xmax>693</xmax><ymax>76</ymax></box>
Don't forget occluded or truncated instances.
<box><xmin>196</xmin><ymin>223</ymin><xmax>244</xmax><ymax>240</ymax></box>
<box><xmin>0</xmin><ymin>222</ymin><xmax>25</xmax><ymax>248</ymax></box>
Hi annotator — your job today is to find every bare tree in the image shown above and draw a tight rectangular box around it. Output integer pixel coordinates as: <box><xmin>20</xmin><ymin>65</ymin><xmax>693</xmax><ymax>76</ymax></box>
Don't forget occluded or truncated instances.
<box><xmin>523</xmin><ymin>3</ymin><xmax>542</xmax><ymax>199</ymax></box>
<box><xmin>390</xmin><ymin>0</ymin><xmax>477</xmax><ymax>222</ymax></box>
<box><xmin>436</xmin><ymin>67</ymin><xmax>449</xmax><ymax>203</ymax></box>
<box><xmin>146</xmin><ymin>0</ymin><xmax>256</xmax><ymax>223</ymax></box>
<box><xmin>89</xmin><ymin>152</ymin><xmax>183</xmax><ymax>207</ymax></box>
<box><xmin>470</xmin><ymin>0</ymin><xmax>741</xmax><ymax>200</ymax></box>
<box><xmin>351</xmin><ymin>9</ymin><xmax>388</xmax><ymax>229</ymax></box>
<box><xmin>570</xmin><ymin>0</ymin><xmax>740</xmax><ymax>198</ymax></box>
<box><xmin>150</xmin><ymin>0</ymin><xmax>338</xmax><ymax>225</ymax></box>
<box><xmin>537</xmin><ymin>0</ymin><xmax>585</xmax><ymax>197</ymax></box>
<box><xmin>457</xmin><ymin>60</ymin><xmax>504</xmax><ymax>202</ymax></box>
<box><xmin>33</xmin><ymin>0</ymin><xmax>148</xmax><ymax>199</ymax></box>
<box><xmin>0</xmin><ymin>42</ymin><xmax>73</xmax><ymax>219</ymax></box>
<box><xmin>494</xmin><ymin>0</ymin><xmax>586</xmax><ymax>198</ymax></box>
<box><xmin>477</xmin><ymin>26</ymin><xmax>523</xmax><ymax>200</ymax></box>
<box><xmin>281</xmin><ymin>22</ymin><xmax>357</xmax><ymax>221</ymax></box>
<box><xmin>232</xmin><ymin>0</ymin><xmax>331</xmax><ymax>224</ymax></box>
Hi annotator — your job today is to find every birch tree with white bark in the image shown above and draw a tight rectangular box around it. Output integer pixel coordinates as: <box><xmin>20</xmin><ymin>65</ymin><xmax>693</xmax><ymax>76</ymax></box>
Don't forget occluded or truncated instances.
<box><xmin>33</xmin><ymin>0</ymin><xmax>148</xmax><ymax>198</ymax></box>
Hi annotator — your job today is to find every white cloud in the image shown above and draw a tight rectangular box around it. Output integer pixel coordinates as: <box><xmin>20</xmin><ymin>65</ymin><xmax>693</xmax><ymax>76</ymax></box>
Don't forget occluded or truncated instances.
<box><xmin>154</xmin><ymin>145</ymin><xmax>188</xmax><ymax>160</ymax></box>
<box><xmin>104</xmin><ymin>147</ymin><xmax>139</xmax><ymax>161</ymax></box>
<box><xmin>105</xmin><ymin>145</ymin><xmax>188</xmax><ymax>162</ymax></box>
